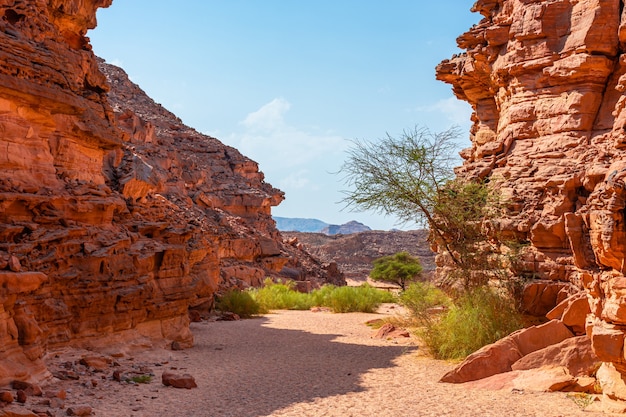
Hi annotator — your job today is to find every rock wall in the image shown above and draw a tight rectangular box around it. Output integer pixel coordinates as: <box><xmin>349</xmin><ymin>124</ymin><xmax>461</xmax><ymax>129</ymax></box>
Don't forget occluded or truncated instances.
<box><xmin>436</xmin><ymin>0</ymin><xmax>626</xmax><ymax>388</ymax></box>
<box><xmin>0</xmin><ymin>0</ymin><xmax>340</xmax><ymax>386</ymax></box>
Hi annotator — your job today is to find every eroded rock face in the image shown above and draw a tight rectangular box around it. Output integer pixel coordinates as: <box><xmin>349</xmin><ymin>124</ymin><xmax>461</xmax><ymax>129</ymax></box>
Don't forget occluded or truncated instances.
<box><xmin>436</xmin><ymin>0</ymin><xmax>626</xmax><ymax>390</ymax></box>
<box><xmin>0</xmin><ymin>0</ymin><xmax>335</xmax><ymax>385</ymax></box>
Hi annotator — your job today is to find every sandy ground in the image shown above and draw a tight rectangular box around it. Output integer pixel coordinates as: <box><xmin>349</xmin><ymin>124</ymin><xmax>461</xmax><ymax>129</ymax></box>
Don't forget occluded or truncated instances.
<box><xmin>35</xmin><ymin>306</ymin><xmax>612</xmax><ymax>417</ymax></box>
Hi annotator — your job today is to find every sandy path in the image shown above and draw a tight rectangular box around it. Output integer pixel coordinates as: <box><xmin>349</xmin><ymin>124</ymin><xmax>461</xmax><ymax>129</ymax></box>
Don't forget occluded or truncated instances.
<box><xmin>65</xmin><ymin>309</ymin><xmax>608</xmax><ymax>417</ymax></box>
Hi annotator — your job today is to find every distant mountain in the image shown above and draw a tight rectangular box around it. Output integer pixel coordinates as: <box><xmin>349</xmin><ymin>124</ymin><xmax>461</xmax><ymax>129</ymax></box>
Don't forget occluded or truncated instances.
<box><xmin>274</xmin><ymin>217</ymin><xmax>329</xmax><ymax>232</ymax></box>
<box><xmin>321</xmin><ymin>220</ymin><xmax>371</xmax><ymax>235</ymax></box>
<box><xmin>273</xmin><ymin>217</ymin><xmax>372</xmax><ymax>235</ymax></box>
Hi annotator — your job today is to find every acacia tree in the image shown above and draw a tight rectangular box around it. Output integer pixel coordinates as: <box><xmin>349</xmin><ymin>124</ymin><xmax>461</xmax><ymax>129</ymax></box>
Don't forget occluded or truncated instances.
<box><xmin>370</xmin><ymin>251</ymin><xmax>423</xmax><ymax>290</ymax></box>
<box><xmin>339</xmin><ymin>126</ymin><xmax>502</xmax><ymax>289</ymax></box>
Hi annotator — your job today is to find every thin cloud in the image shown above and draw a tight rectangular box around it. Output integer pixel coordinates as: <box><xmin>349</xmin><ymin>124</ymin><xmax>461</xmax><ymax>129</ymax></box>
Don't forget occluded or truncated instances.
<box><xmin>232</xmin><ymin>98</ymin><xmax>348</xmax><ymax>169</ymax></box>
<box><xmin>241</xmin><ymin>98</ymin><xmax>291</xmax><ymax>131</ymax></box>
<box><xmin>414</xmin><ymin>97</ymin><xmax>473</xmax><ymax>127</ymax></box>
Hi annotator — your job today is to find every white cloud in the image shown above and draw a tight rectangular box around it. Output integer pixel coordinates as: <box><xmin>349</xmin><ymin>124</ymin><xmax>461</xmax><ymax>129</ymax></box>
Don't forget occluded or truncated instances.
<box><xmin>231</xmin><ymin>98</ymin><xmax>348</xmax><ymax>169</ymax></box>
<box><xmin>414</xmin><ymin>96</ymin><xmax>473</xmax><ymax>128</ymax></box>
<box><xmin>241</xmin><ymin>98</ymin><xmax>291</xmax><ymax>131</ymax></box>
<box><xmin>278</xmin><ymin>170</ymin><xmax>312</xmax><ymax>190</ymax></box>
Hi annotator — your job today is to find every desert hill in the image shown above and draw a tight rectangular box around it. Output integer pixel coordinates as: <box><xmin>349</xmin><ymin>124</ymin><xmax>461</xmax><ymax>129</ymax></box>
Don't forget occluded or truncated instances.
<box><xmin>283</xmin><ymin>230</ymin><xmax>434</xmax><ymax>283</ymax></box>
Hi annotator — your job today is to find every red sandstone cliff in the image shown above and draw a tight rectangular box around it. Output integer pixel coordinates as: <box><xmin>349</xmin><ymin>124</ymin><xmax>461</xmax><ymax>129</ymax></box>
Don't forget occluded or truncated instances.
<box><xmin>437</xmin><ymin>0</ymin><xmax>626</xmax><ymax>397</ymax></box>
<box><xmin>0</xmin><ymin>0</ymin><xmax>341</xmax><ymax>386</ymax></box>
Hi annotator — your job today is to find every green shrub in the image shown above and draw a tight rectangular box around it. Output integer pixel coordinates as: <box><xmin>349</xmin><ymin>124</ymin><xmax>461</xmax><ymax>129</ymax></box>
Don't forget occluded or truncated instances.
<box><xmin>399</xmin><ymin>282</ymin><xmax>450</xmax><ymax>324</ymax></box>
<box><xmin>370</xmin><ymin>251</ymin><xmax>423</xmax><ymax>290</ymax></box>
<box><xmin>251</xmin><ymin>279</ymin><xmax>313</xmax><ymax>311</ymax></box>
<box><xmin>323</xmin><ymin>284</ymin><xmax>396</xmax><ymax>313</ymax></box>
<box><xmin>420</xmin><ymin>286</ymin><xmax>523</xmax><ymax>360</ymax></box>
<box><xmin>128</xmin><ymin>375</ymin><xmax>152</xmax><ymax>384</ymax></box>
<box><xmin>215</xmin><ymin>289</ymin><xmax>264</xmax><ymax>318</ymax></box>
<box><xmin>248</xmin><ymin>280</ymin><xmax>395</xmax><ymax>314</ymax></box>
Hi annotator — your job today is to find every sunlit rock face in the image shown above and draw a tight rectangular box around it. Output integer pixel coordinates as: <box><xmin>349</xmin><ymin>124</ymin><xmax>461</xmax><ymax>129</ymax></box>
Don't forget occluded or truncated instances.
<box><xmin>436</xmin><ymin>0</ymin><xmax>626</xmax><ymax>391</ymax></box>
<box><xmin>0</xmin><ymin>0</ymin><xmax>339</xmax><ymax>385</ymax></box>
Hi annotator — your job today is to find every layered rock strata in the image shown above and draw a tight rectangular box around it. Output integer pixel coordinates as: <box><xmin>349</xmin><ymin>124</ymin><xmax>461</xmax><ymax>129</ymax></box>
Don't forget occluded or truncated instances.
<box><xmin>0</xmin><ymin>0</ymin><xmax>341</xmax><ymax>386</ymax></box>
<box><xmin>436</xmin><ymin>0</ymin><xmax>626</xmax><ymax>393</ymax></box>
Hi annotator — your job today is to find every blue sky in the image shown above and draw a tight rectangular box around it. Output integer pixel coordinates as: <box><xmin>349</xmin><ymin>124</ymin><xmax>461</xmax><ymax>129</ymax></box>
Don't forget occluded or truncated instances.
<box><xmin>89</xmin><ymin>1</ymin><xmax>478</xmax><ymax>230</ymax></box>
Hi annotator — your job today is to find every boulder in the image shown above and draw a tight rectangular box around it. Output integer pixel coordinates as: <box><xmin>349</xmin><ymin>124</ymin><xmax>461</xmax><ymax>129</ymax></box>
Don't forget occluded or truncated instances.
<box><xmin>162</xmin><ymin>371</ymin><xmax>197</xmax><ymax>389</ymax></box>
<box><xmin>464</xmin><ymin>366</ymin><xmax>577</xmax><ymax>392</ymax></box>
<box><xmin>511</xmin><ymin>336</ymin><xmax>600</xmax><ymax>377</ymax></box>
<box><xmin>546</xmin><ymin>292</ymin><xmax>590</xmax><ymax>335</ymax></box>
<box><xmin>371</xmin><ymin>324</ymin><xmax>410</xmax><ymax>339</ymax></box>
<box><xmin>441</xmin><ymin>320</ymin><xmax>573</xmax><ymax>383</ymax></box>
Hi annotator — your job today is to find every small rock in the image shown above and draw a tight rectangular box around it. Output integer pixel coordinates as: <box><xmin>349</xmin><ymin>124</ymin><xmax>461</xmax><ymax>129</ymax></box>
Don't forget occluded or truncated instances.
<box><xmin>50</xmin><ymin>397</ymin><xmax>65</xmax><ymax>409</ymax></box>
<box><xmin>66</xmin><ymin>405</ymin><xmax>93</xmax><ymax>416</ymax></box>
<box><xmin>170</xmin><ymin>341</ymin><xmax>183</xmax><ymax>351</ymax></box>
<box><xmin>0</xmin><ymin>405</ymin><xmax>39</xmax><ymax>416</ymax></box>
<box><xmin>16</xmin><ymin>390</ymin><xmax>27</xmax><ymax>404</ymax></box>
<box><xmin>79</xmin><ymin>355</ymin><xmax>111</xmax><ymax>372</ymax></box>
<box><xmin>112</xmin><ymin>370</ymin><xmax>123</xmax><ymax>382</ymax></box>
<box><xmin>372</xmin><ymin>323</ymin><xmax>410</xmax><ymax>339</ymax></box>
<box><xmin>8</xmin><ymin>255</ymin><xmax>21</xmax><ymax>272</ymax></box>
<box><xmin>11</xmin><ymin>381</ymin><xmax>42</xmax><ymax>396</ymax></box>
<box><xmin>188</xmin><ymin>310</ymin><xmax>202</xmax><ymax>322</ymax></box>
<box><xmin>0</xmin><ymin>390</ymin><xmax>14</xmax><ymax>403</ymax></box>
<box><xmin>52</xmin><ymin>370</ymin><xmax>79</xmax><ymax>380</ymax></box>
<box><xmin>162</xmin><ymin>371</ymin><xmax>197</xmax><ymax>389</ymax></box>
<box><xmin>43</xmin><ymin>389</ymin><xmax>66</xmax><ymax>400</ymax></box>
<box><xmin>217</xmin><ymin>312</ymin><xmax>240</xmax><ymax>321</ymax></box>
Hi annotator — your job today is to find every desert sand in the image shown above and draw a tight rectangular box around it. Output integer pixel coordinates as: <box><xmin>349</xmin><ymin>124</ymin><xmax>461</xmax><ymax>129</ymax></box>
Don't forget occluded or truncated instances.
<box><xmin>37</xmin><ymin>306</ymin><xmax>611</xmax><ymax>417</ymax></box>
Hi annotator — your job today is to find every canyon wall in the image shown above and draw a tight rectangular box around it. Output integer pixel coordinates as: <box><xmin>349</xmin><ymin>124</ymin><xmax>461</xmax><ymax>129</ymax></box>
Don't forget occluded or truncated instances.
<box><xmin>437</xmin><ymin>0</ymin><xmax>626</xmax><ymax>387</ymax></box>
<box><xmin>0</xmin><ymin>0</ymin><xmax>341</xmax><ymax>386</ymax></box>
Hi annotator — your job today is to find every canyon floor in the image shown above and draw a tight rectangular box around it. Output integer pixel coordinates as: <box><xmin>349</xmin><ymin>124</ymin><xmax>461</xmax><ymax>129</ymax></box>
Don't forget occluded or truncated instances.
<box><xmin>22</xmin><ymin>307</ymin><xmax>611</xmax><ymax>417</ymax></box>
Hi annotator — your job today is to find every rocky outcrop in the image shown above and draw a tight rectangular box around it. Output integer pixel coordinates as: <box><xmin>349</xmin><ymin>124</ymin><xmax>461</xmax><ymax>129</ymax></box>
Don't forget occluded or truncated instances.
<box><xmin>283</xmin><ymin>230</ymin><xmax>434</xmax><ymax>282</ymax></box>
<box><xmin>0</xmin><ymin>0</ymin><xmax>335</xmax><ymax>386</ymax></box>
<box><xmin>320</xmin><ymin>221</ymin><xmax>371</xmax><ymax>235</ymax></box>
<box><xmin>436</xmin><ymin>0</ymin><xmax>626</xmax><ymax>401</ymax></box>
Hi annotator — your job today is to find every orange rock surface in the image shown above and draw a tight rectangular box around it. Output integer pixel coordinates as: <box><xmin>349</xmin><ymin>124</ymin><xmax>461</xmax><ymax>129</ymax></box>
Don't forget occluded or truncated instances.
<box><xmin>437</xmin><ymin>0</ymin><xmax>626</xmax><ymax>394</ymax></box>
<box><xmin>0</xmin><ymin>0</ymin><xmax>342</xmax><ymax>386</ymax></box>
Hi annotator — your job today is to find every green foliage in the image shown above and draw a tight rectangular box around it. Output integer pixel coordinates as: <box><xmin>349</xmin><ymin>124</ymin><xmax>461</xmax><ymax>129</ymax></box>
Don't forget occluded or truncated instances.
<box><xmin>339</xmin><ymin>126</ymin><xmax>509</xmax><ymax>289</ymax></box>
<box><xmin>370</xmin><ymin>251</ymin><xmax>423</xmax><ymax>290</ymax></box>
<box><xmin>215</xmin><ymin>289</ymin><xmax>264</xmax><ymax>318</ymax></box>
<box><xmin>252</xmin><ymin>279</ymin><xmax>313</xmax><ymax>311</ymax></box>
<box><xmin>339</xmin><ymin>126</ymin><xmax>460</xmax><ymax>227</ymax></box>
<box><xmin>247</xmin><ymin>280</ymin><xmax>395</xmax><ymax>314</ymax></box>
<box><xmin>398</xmin><ymin>282</ymin><xmax>450</xmax><ymax>324</ymax></box>
<box><xmin>420</xmin><ymin>287</ymin><xmax>524</xmax><ymax>360</ymax></box>
<box><xmin>322</xmin><ymin>284</ymin><xmax>396</xmax><ymax>313</ymax></box>
<box><xmin>128</xmin><ymin>374</ymin><xmax>152</xmax><ymax>384</ymax></box>
<box><xmin>566</xmin><ymin>393</ymin><xmax>596</xmax><ymax>410</ymax></box>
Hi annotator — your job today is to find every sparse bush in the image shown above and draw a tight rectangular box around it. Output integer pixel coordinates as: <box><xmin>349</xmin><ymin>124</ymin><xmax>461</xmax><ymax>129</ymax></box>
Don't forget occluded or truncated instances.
<box><xmin>420</xmin><ymin>286</ymin><xmax>523</xmax><ymax>360</ymax></box>
<box><xmin>399</xmin><ymin>282</ymin><xmax>450</xmax><ymax>324</ymax></box>
<box><xmin>215</xmin><ymin>289</ymin><xmax>264</xmax><ymax>318</ymax></box>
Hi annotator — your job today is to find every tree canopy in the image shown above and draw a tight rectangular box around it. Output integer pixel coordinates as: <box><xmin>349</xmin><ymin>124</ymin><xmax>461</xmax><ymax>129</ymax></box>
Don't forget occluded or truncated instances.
<box><xmin>370</xmin><ymin>251</ymin><xmax>423</xmax><ymax>290</ymax></box>
<box><xmin>340</xmin><ymin>126</ymin><xmax>504</xmax><ymax>288</ymax></box>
